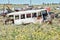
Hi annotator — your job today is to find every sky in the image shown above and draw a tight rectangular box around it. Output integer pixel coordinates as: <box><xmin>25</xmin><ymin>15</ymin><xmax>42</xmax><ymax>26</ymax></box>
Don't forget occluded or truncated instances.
<box><xmin>0</xmin><ymin>0</ymin><xmax>60</xmax><ymax>5</ymax></box>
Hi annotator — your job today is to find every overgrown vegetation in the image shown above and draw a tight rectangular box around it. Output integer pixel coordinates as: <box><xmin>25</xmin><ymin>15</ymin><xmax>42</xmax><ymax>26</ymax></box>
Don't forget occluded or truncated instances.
<box><xmin>0</xmin><ymin>18</ymin><xmax>60</xmax><ymax>40</ymax></box>
<box><xmin>0</xmin><ymin>4</ymin><xmax>60</xmax><ymax>40</ymax></box>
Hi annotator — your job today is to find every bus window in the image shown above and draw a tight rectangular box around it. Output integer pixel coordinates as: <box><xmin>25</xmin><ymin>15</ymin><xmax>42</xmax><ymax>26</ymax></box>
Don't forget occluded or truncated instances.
<box><xmin>9</xmin><ymin>15</ymin><xmax>13</xmax><ymax>17</ymax></box>
<box><xmin>38</xmin><ymin>12</ymin><xmax>42</xmax><ymax>17</ymax></box>
<box><xmin>32</xmin><ymin>13</ymin><xmax>37</xmax><ymax>18</ymax></box>
<box><xmin>9</xmin><ymin>15</ymin><xmax>14</xmax><ymax>19</ymax></box>
<box><xmin>21</xmin><ymin>14</ymin><xmax>25</xmax><ymax>19</ymax></box>
<box><xmin>26</xmin><ymin>14</ymin><xmax>31</xmax><ymax>18</ymax></box>
<box><xmin>15</xmin><ymin>15</ymin><xmax>19</xmax><ymax>20</ymax></box>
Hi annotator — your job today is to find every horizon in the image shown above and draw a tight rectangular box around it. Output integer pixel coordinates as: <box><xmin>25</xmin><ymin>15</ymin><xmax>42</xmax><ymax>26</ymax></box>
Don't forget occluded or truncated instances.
<box><xmin>0</xmin><ymin>0</ymin><xmax>60</xmax><ymax>5</ymax></box>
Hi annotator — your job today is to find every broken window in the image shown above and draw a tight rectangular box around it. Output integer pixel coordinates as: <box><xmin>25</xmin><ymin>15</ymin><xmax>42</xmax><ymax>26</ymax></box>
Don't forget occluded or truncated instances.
<box><xmin>9</xmin><ymin>15</ymin><xmax>14</xmax><ymax>19</ymax></box>
<box><xmin>26</xmin><ymin>14</ymin><xmax>31</xmax><ymax>18</ymax></box>
<box><xmin>21</xmin><ymin>14</ymin><xmax>25</xmax><ymax>19</ymax></box>
<box><xmin>32</xmin><ymin>13</ymin><xmax>37</xmax><ymax>18</ymax></box>
<box><xmin>15</xmin><ymin>15</ymin><xmax>19</xmax><ymax>20</ymax></box>
<box><xmin>38</xmin><ymin>12</ymin><xmax>42</xmax><ymax>17</ymax></box>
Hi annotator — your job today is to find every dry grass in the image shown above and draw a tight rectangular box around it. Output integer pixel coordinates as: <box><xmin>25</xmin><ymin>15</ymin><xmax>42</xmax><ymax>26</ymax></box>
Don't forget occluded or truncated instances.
<box><xmin>0</xmin><ymin>16</ymin><xmax>60</xmax><ymax>40</ymax></box>
<box><xmin>0</xmin><ymin>4</ymin><xmax>60</xmax><ymax>40</ymax></box>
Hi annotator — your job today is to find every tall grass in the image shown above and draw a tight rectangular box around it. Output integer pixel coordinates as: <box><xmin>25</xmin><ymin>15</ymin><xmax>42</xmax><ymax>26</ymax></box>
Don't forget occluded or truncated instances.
<box><xmin>0</xmin><ymin>19</ymin><xmax>60</xmax><ymax>40</ymax></box>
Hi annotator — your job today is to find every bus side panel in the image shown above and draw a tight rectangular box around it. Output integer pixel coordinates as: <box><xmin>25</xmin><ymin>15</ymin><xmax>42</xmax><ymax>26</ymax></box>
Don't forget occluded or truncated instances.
<box><xmin>23</xmin><ymin>18</ymin><xmax>35</xmax><ymax>23</ymax></box>
<box><xmin>14</xmin><ymin>18</ymin><xmax>36</xmax><ymax>24</ymax></box>
<box><xmin>14</xmin><ymin>19</ymin><xmax>22</xmax><ymax>24</ymax></box>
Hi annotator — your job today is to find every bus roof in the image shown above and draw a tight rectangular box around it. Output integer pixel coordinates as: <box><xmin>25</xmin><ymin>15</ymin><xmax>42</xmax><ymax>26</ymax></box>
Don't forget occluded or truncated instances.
<box><xmin>7</xmin><ymin>9</ymin><xmax>46</xmax><ymax>16</ymax></box>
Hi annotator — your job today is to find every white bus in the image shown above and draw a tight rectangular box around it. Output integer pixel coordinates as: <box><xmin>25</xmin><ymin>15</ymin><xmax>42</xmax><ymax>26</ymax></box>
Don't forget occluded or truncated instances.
<box><xmin>6</xmin><ymin>9</ymin><xmax>48</xmax><ymax>25</ymax></box>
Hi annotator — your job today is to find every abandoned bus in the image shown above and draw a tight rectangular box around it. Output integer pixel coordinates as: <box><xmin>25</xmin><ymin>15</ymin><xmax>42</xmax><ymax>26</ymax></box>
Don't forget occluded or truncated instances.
<box><xmin>6</xmin><ymin>9</ymin><xmax>48</xmax><ymax>24</ymax></box>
